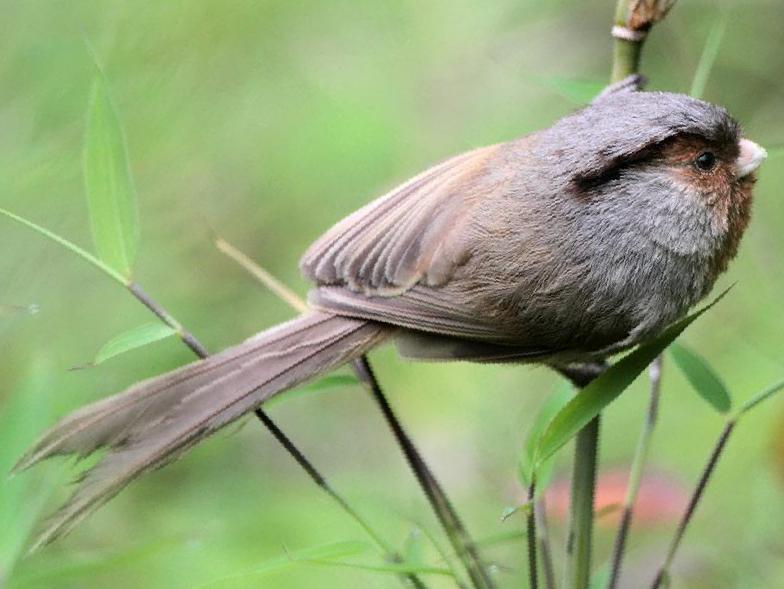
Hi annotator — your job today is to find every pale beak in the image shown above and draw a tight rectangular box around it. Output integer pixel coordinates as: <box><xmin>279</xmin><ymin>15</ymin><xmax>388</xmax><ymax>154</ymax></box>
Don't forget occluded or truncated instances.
<box><xmin>736</xmin><ymin>138</ymin><xmax>767</xmax><ymax>178</ymax></box>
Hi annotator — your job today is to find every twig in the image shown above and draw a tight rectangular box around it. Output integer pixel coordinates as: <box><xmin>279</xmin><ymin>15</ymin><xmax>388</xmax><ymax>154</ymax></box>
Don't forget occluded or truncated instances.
<box><xmin>535</xmin><ymin>498</ymin><xmax>557</xmax><ymax>589</ymax></box>
<box><xmin>125</xmin><ymin>281</ymin><xmax>428</xmax><ymax>589</ymax></box>
<box><xmin>607</xmin><ymin>356</ymin><xmax>663</xmax><ymax>589</ymax></box>
<box><xmin>353</xmin><ymin>356</ymin><xmax>494</xmax><ymax>589</ymax></box>
<box><xmin>526</xmin><ymin>480</ymin><xmax>539</xmax><ymax>589</ymax></box>
<box><xmin>215</xmin><ymin>236</ymin><xmax>491</xmax><ymax>588</ymax></box>
<box><xmin>649</xmin><ymin>421</ymin><xmax>734</xmax><ymax>589</ymax></box>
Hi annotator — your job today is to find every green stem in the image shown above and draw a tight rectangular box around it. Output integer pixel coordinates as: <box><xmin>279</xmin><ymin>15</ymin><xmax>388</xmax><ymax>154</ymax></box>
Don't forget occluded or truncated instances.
<box><xmin>607</xmin><ymin>356</ymin><xmax>663</xmax><ymax>589</ymax></box>
<box><xmin>566</xmin><ymin>416</ymin><xmax>601</xmax><ymax>589</ymax></box>
<box><xmin>527</xmin><ymin>479</ymin><xmax>539</xmax><ymax>589</ymax></box>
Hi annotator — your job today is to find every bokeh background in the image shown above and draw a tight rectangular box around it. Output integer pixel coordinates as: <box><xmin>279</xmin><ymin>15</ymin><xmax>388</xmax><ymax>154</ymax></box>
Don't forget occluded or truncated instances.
<box><xmin>1</xmin><ymin>1</ymin><xmax>784</xmax><ymax>587</ymax></box>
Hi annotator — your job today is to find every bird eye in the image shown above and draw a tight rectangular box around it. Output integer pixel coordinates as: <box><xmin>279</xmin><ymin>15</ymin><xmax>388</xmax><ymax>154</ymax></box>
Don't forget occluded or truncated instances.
<box><xmin>694</xmin><ymin>151</ymin><xmax>717</xmax><ymax>171</ymax></box>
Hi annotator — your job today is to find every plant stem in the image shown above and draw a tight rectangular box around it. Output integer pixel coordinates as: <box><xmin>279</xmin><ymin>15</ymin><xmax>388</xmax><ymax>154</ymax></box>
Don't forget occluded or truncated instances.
<box><xmin>611</xmin><ymin>0</ymin><xmax>642</xmax><ymax>83</ymax></box>
<box><xmin>354</xmin><ymin>356</ymin><xmax>494</xmax><ymax>589</ymax></box>
<box><xmin>650</xmin><ymin>420</ymin><xmax>735</xmax><ymax>588</ymax></box>
<box><xmin>216</xmin><ymin>237</ymin><xmax>483</xmax><ymax>588</ymax></box>
<box><xmin>527</xmin><ymin>479</ymin><xmax>539</xmax><ymax>589</ymax></box>
<box><xmin>535</xmin><ymin>498</ymin><xmax>557</xmax><ymax>589</ymax></box>
<box><xmin>607</xmin><ymin>356</ymin><xmax>663</xmax><ymax>589</ymax></box>
<box><xmin>125</xmin><ymin>282</ymin><xmax>428</xmax><ymax>589</ymax></box>
<box><xmin>565</xmin><ymin>415</ymin><xmax>601</xmax><ymax>589</ymax></box>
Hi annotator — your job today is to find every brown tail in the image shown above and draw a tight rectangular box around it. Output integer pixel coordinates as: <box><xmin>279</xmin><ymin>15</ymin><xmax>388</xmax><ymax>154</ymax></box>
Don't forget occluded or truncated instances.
<box><xmin>14</xmin><ymin>312</ymin><xmax>389</xmax><ymax>549</ymax></box>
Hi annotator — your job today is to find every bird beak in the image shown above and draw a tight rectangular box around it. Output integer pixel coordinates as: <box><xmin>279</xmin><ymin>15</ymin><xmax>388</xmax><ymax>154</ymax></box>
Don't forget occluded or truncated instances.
<box><xmin>736</xmin><ymin>138</ymin><xmax>767</xmax><ymax>178</ymax></box>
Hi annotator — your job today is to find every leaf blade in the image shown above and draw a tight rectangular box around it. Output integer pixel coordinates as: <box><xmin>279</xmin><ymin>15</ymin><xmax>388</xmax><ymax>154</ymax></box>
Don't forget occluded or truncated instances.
<box><xmin>83</xmin><ymin>68</ymin><xmax>140</xmax><ymax>279</ymax></box>
<box><xmin>536</xmin><ymin>292</ymin><xmax>729</xmax><ymax>463</ymax></box>
<box><xmin>669</xmin><ymin>341</ymin><xmax>732</xmax><ymax>413</ymax></box>
<box><xmin>93</xmin><ymin>322</ymin><xmax>178</xmax><ymax>365</ymax></box>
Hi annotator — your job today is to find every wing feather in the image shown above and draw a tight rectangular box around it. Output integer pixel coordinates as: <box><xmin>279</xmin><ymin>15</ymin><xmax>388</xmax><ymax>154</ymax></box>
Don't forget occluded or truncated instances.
<box><xmin>300</xmin><ymin>144</ymin><xmax>500</xmax><ymax>295</ymax></box>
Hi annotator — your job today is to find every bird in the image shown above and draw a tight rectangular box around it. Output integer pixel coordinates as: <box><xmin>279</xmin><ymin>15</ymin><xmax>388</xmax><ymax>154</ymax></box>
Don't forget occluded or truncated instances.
<box><xmin>14</xmin><ymin>75</ymin><xmax>767</xmax><ymax>547</ymax></box>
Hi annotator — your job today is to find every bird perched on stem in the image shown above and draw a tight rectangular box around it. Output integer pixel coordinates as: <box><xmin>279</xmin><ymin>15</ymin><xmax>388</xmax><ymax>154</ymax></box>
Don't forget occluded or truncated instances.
<box><xmin>15</xmin><ymin>75</ymin><xmax>767</xmax><ymax>547</ymax></box>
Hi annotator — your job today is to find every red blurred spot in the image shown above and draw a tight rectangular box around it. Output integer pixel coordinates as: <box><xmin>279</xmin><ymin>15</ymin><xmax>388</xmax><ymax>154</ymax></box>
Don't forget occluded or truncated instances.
<box><xmin>544</xmin><ymin>468</ymin><xmax>689</xmax><ymax>527</ymax></box>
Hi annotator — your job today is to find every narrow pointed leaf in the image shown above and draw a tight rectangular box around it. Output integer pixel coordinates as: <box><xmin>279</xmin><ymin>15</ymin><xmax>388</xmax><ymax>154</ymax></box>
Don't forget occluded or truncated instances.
<box><xmin>84</xmin><ymin>69</ymin><xmax>140</xmax><ymax>279</ymax></box>
<box><xmin>519</xmin><ymin>382</ymin><xmax>574</xmax><ymax>487</ymax></box>
<box><xmin>536</xmin><ymin>291</ymin><xmax>729</xmax><ymax>463</ymax></box>
<box><xmin>669</xmin><ymin>342</ymin><xmax>731</xmax><ymax>413</ymax></box>
<box><xmin>92</xmin><ymin>322</ymin><xmax>177</xmax><ymax>365</ymax></box>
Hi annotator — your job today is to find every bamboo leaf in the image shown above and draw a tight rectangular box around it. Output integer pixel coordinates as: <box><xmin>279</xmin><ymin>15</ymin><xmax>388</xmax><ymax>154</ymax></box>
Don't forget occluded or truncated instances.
<box><xmin>536</xmin><ymin>291</ymin><xmax>729</xmax><ymax>463</ymax></box>
<box><xmin>669</xmin><ymin>342</ymin><xmax>732</xmax><ymax>413</ymax></box>
<box><xmin>91</xmin><ymin>322</ymin><xmax>177</xmax><ymax>366</ymax></box>
<box><xmin>84</xmin><ymin>66</ymin><xmax>140</xmax><ymax>279</ymax></box>
<box><xmin>519</xmin><ymin>383</ymin><xmax>574</xmax><ymax>487</ymax></box>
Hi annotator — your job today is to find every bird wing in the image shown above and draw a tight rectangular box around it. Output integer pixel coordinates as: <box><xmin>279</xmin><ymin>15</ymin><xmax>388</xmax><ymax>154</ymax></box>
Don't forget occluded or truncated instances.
<box><xmin>300</xmin><ymin>144</ymin><xmax>500</xmax><ymax>295</ymax></box>
<box><xmin>300</xmin><ymin>142</ymin><xmax>553</xmax><ymax>352</ymax></box>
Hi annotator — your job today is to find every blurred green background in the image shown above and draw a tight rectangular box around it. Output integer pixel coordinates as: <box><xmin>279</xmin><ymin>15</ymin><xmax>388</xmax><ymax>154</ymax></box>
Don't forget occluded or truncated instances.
<box><xmin>2</xmin><ymin>0</ymin><xmax>784</xmax><ymax>587</ymax></box>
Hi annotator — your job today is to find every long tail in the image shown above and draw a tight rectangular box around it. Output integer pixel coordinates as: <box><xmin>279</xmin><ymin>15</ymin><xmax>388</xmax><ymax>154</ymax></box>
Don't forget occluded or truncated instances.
<box><xmin>14</xmin><ymin>312</ymin><xmax>389</xmax><ymax>549</ymax></box>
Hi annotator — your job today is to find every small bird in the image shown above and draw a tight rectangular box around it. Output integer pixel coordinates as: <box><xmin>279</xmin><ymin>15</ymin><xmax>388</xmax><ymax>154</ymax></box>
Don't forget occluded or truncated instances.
<box><xmin>15</xmin><ymin>76</ymin><xmax>767</xmax><ymax>546</ymax></box>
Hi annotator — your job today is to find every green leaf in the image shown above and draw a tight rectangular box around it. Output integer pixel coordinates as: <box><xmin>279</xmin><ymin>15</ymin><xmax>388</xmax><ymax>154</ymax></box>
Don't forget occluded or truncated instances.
<box><xmin>92</xmin><ymin>322</ymin><xmax>177</xmax><ymax>365</ymax></box>
<box><xmin>519</xmin><ymin>383</ymin><xmax>574</xmax><ymax>487</ymax></box>
<box><xmin>689</xmin><ymin>13</ymin><xmax>728</xmax><ymax>99</ymax></box>
<box><xmin>265</xmin><ymin>374</ymin><xmax>360</xmax><ymax>407</ymax></box>
<box><xmin>737</xmin><ymin>378</ymin><xmax>784</xmax><ymax>417</ymax></box>
<box><xmin>669</xmin><ymin>342</ymin><xmax>732</xmax><ymax>413</ymax></box>
<box><xmin>0</xmin><ymin>207</ymin><xmax>127</xmax><ymax>284</ymax></box>
<box><xmin>536</xmin><ymin>291</ymin><xmax>729</xmax><ymax>464</ymax></box>
<box><xmin>84</xmin><ymin>66</ymin><xmax>140</xmax><ymax>279</ymax></box>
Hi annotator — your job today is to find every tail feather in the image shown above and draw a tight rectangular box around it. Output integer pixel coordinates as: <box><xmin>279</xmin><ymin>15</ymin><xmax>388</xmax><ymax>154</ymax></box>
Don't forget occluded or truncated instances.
<box><xmin>19</xmin><ymin>312</ymin><xmax>388</xmax><ymax>549</ymax></box>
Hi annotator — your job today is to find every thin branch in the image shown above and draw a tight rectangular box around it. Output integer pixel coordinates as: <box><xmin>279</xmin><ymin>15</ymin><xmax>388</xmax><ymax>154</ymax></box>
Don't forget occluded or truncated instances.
<box><xmin>215</xmin><ymin>236</ymin><xmax>490</xmax><ymax>588</ymax></box>
<box><xmin>650</xmin><ymin>420</ymin><xmax>735</xmax><ymax>589</ymax></box>
<box><xmin>354</xmin><ymin>356</ymin><xmax>495</xmax><ymax>589</ymax></box>
<box><xmin>535</xmin><ymin>498</ymin><xmax>558</xmax><ymax>589</ymax></box>
<box><xmin>124</xmin><ymin>282</ymin><xmax>428</xmax><ymax>589</ymax></box>
<box><xmin>527</xmin><ymin>480</ymin><xmax>539</xmax><ymax>589</ymax></box>
<box><xmin>607</xmin><ymin>356</ymin><xmax>663</xmax><ymax>589</ymax></box>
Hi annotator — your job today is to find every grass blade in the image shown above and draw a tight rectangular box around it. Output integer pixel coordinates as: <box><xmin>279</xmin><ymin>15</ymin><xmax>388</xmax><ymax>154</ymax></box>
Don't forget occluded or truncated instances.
<box><xmin>519</xmin><ymin>382</ymin><xmax>574</xmax><ymax>488</ymax></box>
<box><xmin>669</xmin><ymin>342</ymin><xmax>731</xmax><ymax>413</ymax></box>
<box><xmin>84</xmin><ymin>66</ymin><xmax>140</xmax><ymax>279</ymax></box>
<box><xmin>689</xmin><ymin>13</ymin><xmax>728</xmax><ymax>99</ymax></box>
<box><xmin>536</xmin><ymin>290</ymin><xmax>729</xmax><ymax>464</ymax></box>
<box><xmin>91</xmin><ymin>322</ymin><xmax>178</xmax><ymax>365</ymax></box>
